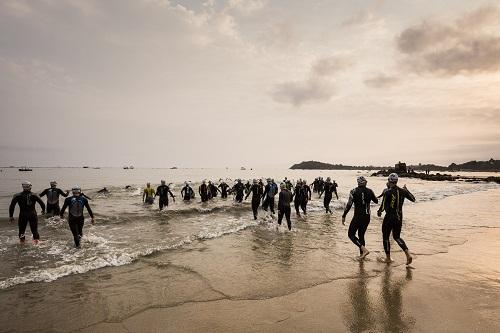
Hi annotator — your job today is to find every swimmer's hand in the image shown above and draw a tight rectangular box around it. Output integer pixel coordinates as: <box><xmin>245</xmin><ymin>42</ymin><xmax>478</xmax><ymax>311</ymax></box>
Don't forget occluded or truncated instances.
<box><xmin>341</xmin><ymin>216</ymin><xmax>346</xmax><ymax>225</ymax></box>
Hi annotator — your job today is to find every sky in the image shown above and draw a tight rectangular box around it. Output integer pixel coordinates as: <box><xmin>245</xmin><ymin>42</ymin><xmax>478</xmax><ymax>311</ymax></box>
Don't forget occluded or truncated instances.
<box><xmin>0</xmin><ymin>0</ymin><xmax>499</xmax><ymax>168</ymax></box>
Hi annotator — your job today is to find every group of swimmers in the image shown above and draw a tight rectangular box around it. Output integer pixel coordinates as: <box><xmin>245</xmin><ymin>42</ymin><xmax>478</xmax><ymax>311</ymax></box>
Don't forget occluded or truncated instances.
<box><xmin>8</xmin><ymin>173</ymin><xmax>415</xmax><ymax>264</ymax></box>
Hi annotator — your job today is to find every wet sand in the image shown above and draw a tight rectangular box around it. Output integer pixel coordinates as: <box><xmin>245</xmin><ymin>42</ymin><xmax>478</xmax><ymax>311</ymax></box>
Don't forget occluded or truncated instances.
<box><xmin>78</xmin><ymin>229</ymin><xmax>500</xmax><ymax>333</ymax></box>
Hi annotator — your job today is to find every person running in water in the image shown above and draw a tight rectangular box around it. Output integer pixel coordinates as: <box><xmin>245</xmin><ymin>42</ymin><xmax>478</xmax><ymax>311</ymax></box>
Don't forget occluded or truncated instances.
<box><xmin>199</xmin><ymin>180</ymin><xmax>209</xmax><ymax>202</ymax></box>
<box><xmin>278</xmin><ymin>183</ymin><xmax>293</xmax><ymax>230</ymax></box>
<box><xmin>181</xmin><ymin>182</ymin><xmax>194</xmax><ymax>201</ymax></box>
<box><xmin>319</xmin><ymin>177</ymin><xmax>338</xmax><ymax>213</ymax></box>
<box><xmin>218</xmin><ymin>180</ymin><xmax>230</xmax><ymax>199</ymax></box>
<box><xmin>233</xmin><ymin>179</ymin><xmax>245</xmax><ymax>203</ymax></box>
<box><xmin>156</xmin><ymin>180</ymin><xmax>175</xmax><ymax>210</ymax></box>
<box><xmin>245</xmin><ymin>179</ymin><xmax>264</xmax><ymax>220</ymax></box>
<box><xmin>9</xmin><ymin>181</ymin><xmax>45</xmax><ymax>244</ymax></box>
<box><xmin>143</xmin><ymin>183</ymin><xmax>155</xmax><ymax>205</ymax></box>
<box><xmin>377</xmin><ymin>173</ymin><xmax>415</xmax><ymax>265</ymax></box>
<box><xmin>293</xmin><ymin>180</ymin><xmax>304</xmax><ymax>217</ymax></box>
<box><xmin>342</xmin><ymin>176</ymin><xmax>378</xmax><ymax>259</ymax></box>
<box><xmin>39</xmin><ymin>181</ymin><xmax>69</xmax><ymax>216</ymax></box>
<box><xmin>262</xmin><ymin>178</ymin><xmax>278</xmax><ymax>215</ymax></box>
<box><xmin>300</xmin><ymin>180</ymin><xmax>312</xmax><ymax>215</ymax></box>
<box><xmin>60</xmin><ymin>186</ymin><xmax>94</xmax><ymax>248</ymax></box>
<box><xmin>208</xmin><ymin>181</ymin><xmax>219</xmax><ymax>199</ymax></box>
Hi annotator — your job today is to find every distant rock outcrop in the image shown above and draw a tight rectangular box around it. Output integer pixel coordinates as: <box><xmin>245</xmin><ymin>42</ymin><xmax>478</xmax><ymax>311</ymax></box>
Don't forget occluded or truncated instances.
<box><xmin>290</xmin><ymin>161</ymin><xmax>385</xmax><ymax>170</ymax></box>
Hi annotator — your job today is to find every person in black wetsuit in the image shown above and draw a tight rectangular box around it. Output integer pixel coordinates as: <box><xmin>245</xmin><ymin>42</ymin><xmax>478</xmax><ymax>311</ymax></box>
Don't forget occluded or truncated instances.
<box><xmin>233</xmin><ymin>179</ymin><xmax>245</xmax><ymax>203</ymax></box>
<box><xmin>60</xmin><ymin>186</ymin><xmax>94</xmax><ymax>248</ymax></box>
<box><xmin>199</xmin><ymin>180</ymin><xmax>209</xmax><ymax>202</ymax></box>
<box><xmin>262</xmin><ymin>178</ymin><xmax>278</xmax><ymax>215</ymax></box>
<box><xmin>342</xmin><ymin>176</ymin><xmax>378</xmax><ymax>259</ymax></box>
<box><xmin>319</xmin><ymin>177</ymin><xmax>338</xmax><ymax>213</ymax></box>
<box><xmin>181</xmin><ymin>182</ymin><xmax>194</xmax><ymax>201</ymax></box>
<box><xmin>377</xmin><ymin>173</ymin><xmax>416</xmax><ymax>265</ymax></box>
<box><xmin>9</xmin><ymin>181</ymin><xmax>45</xmax><ymax>244</ymax></box>
<box><xmin>218</xmin><ymin>180</ymin><xmax>230</xmax><ymax>199</ymax></box>
<box><xmin>39</xmin><ymin>181</ymin><xmax>69</xmax><ymax>216</ymax></box>
<box><xmin>208</xmin><ymin>181</ymin><xmax>219</xmax><ymax>199</ymax></box>
<box><xmin>278</xmin><ymin>183</ymin><xmax>293</xmax><ymax>230</ymax></box>
<box><xmin>244</xmin><ymin>181</ymin><xmax>251</xmax><ymax>195</ymax></box>
<box><xmin>293</xmin><ymin>180</ymin><xmax>304</xmax><ymax>216</ymax></box>
<box><xmin>156</xmin><ymin>180</ymin><xmax>175</xmax><ymax>210</ymax></box>
<box><xmin>245</xmin><ymin>179</ymin><xmax>264</xmax><ymax>220</ymax></box>
<box><xmin>300</xmin><ymin>180</ymin><xmax>312</xmax><ymax>215</ymax></box>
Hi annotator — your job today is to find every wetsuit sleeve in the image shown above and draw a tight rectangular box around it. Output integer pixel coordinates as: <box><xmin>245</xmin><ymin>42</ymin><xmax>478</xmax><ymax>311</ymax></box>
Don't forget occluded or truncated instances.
<box><xmin>58</xmin><ymin>189</ymin><xmax>68</xmax><ymax>197</ymax></box>
<box><xmin>155</xmin><ymin>187</ymin><xmax>160</xmax><ymax>197</ymax></box>
<box><xmin>82</xmin><ymin>193</ymin><xmax>92</xmax><ymax>201</ymax></box>
<box><xmin>403</xmin><ymin>188</ymin><xmax>416</xmax><ymax>202</ymax></box>
<box><xmin>9</xmin><ymin>195</ymin><xmax>19</xmax><ymax>217</ymax></box>
<box><xmin>377</xmin><ymin>194</ymin><xmax>386</xmax><ymax>213</ymax></box>
<box><xmin>169</xmin><ymin>189</ymin><xmax>175</xmax><ymax>199</ymax></box>
<box><xmin>370</xmin><ymin>189</ymin><xmax>378</xmax><ymax>204</ymax></box>
<box><xmin>60</xmin><ymin>198</ymin><xmax>69</xmax><ymax>216</ymax></box>
<box><xmin>84</xmin><ymin>199</ymin><xmax>94</xmax><ymax>218</ymax></box>
<box><xmin>342</xmin><ymin>190</ymin><xmax>354</xmax><ymax>218</ymax></box>
<box><xmin>34</xmin><ymin>195</ymin><xmax>46</xmax><ymax>212</ymax></box>
<box><xmin>307</xmin><ymin>187</ymin><xmax>311</xmax><ymax>199</ymax></box>
<box><xmin>39</xmin><ymin>189</ymin><xmax>48</xmax><ymax>197</ymax></box>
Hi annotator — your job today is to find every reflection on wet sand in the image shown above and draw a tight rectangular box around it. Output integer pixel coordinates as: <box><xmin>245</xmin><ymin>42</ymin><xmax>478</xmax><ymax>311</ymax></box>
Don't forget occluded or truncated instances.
<box><xmin>343</xmin><ymin>261</ymin><xmax>376</xmax><ymax>333</ymax></box>
<box><xmin>342</xmin><ymin>263</ymin><xmax>415</xmax><ymax>333</ymax></box>
<box><xmin>379</xmin><ymin>267</ymin><xmax>415</xmax><ymax>333</ymax></box>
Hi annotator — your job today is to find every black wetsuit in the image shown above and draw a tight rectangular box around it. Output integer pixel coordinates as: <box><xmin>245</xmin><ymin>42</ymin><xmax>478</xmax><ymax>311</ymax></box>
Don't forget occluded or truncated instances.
<box><xmin>246</xmin><ymin>184</ymin><xmax>263</xmax><ymax>220</ymax></box>
<box><xmin>321</xmin><ymin>182</ymin><xmax>338</xmax><ymax>213</ymax></box>
<box><xmin>9</xmin><ymin>191</ymin><xmax>45</xmax><ymax>241</ymax></box>
<box><xmin>378</xmin><ymin>186</ymin><xmax>416</xmax><ymax>255</ymax></box>
<box><xmin>218</xmin><ymin>183</ymin><xmax>229</xmax><ymax>199</ymax></box>
<box><xmin>199</xmin><ymin>184</ymin><xmax>209</xmax><ymax>202</ymax></box>
<box><xmin>60</xmin><ymin>195</ymin><xmax>94</xmax><ymax>247</ymax></box>
<box><xmin>233</xmin><ymin>183</ymin><xmax>245</xmax><ymax>203</ymax></box>
<box><xmin>40</xmin><ymin>187</ymin><xmax>68</xmax><ymax>215</ymax></box>
<box><xmin>262</xmin><ymin>183</ymin><xmax>277</xmax><ymax>214</ymax></box>
<box><xmin>342</xmin><ymin>186</ymin><xmax>378</xmax><ymax>255</ymax></box>
<box><xmin>181</xmin><ymin>186</ymin><xmax>194</xmax><ymax>201</ymax></box>
<box><xmin>293</xmin><ymin>185</ymin><xmax>303</xmax><ymax>215</ymax></box>
<box><xmin>300</xmin><ymin>184</ymin><xmax>312</xmax><ymax>214</ymax></box>
<box><xmin>156</xmin><ymin>185</ymin><xmax>175</xmax><ymax>210</ymax></box>
<box><xmin>278</xmin><ymin>190</ymin><xmax>293</xmax><ymax>230</ymax></box>
<box><xmin>209</xmin><ymin>184</ymin><xmax>219</xmax><ymax>199</ymax></box>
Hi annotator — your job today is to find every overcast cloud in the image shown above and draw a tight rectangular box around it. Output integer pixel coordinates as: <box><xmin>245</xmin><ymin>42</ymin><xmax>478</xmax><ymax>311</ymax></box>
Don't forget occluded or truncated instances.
<box><xmin>0</xmin><ymin>0</ymin><xmax>499</xmax><ymax>168</ymax></box>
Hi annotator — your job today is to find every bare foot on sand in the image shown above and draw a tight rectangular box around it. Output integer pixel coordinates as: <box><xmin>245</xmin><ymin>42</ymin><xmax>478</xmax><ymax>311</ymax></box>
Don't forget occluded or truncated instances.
<box><xmin>378</xmin><ymin>257</ymin><xmax>394</xmax><ymax>264</ymax></box>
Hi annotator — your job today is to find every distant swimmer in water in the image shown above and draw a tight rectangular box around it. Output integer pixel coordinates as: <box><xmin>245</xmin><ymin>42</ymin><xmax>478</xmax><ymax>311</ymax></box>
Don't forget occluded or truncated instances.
<box><xmin>199</xmin><ymin>180</ymin><xmax>209</xmax><ymax>202</ymax></box>
<box><xmin>218</xmin><ymin>180</ymin><xmax>230</xmax><ymax>199</ymax></box>
<box><xmin>319</xmin><ymin>177</ymin><xmax>338</xmax><ymax>214</ymax></box>
<box><xmin>60</xmin><ymin>186</ymin><xmax>94</xmax><ymax>248</ymax></box>
<box><xmin>262</xmin><ymin>178</ymin><xmax>278</xmax><ymax>215</ymax></box>
<box><xmin>342</xmin><ymin>176</ymin><xmax>378</xmax><ymax>259</ymax></box>
<box><xmin>156</xmin><ymin>180</ymin><xmax>175</xmax><ymax>210</ymax></box>
<box><xmin>377</xmin><ymin>173</ymin><xmax>416</xmax><ymax>265</ymax></box>
<box><xmin>278</xmin><ymin>183</ymin><xmax>293</xmax><ymax>230</ymax></box>
<box><xmin>97</xmin><ymin>187</ymin><xmax>109</xmax><ymax>194</ymax></box>
<box><xmin>245</xmin><ymin>179</ymin><xmax>264</xmax><ymax>220</ymax></box>
<box><xmin>233</xmin><ymin>179</ymin><xmax>245</xmax><ymax>203</ymax></box>
<box><xmin>9</xmin><ymin>181</ymin><xmax>45</xmax><ymax>244</ymax></box>
<box><xmin>143</xmin><ymin>183</ymin><xmax>155</xmax><ymax>205</ymax></box>
<box><xmin>39</xmin><ymin>181</ymin><xmax>69</xmax><ymax>216</ymax></box>
<box><xmin>181</xmin><ymin>182</ymin><xmax>195</xmax><ymax>201</ymax></box>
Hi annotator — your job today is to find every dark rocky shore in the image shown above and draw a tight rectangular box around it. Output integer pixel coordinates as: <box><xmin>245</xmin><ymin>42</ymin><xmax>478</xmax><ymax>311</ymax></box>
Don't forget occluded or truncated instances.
<box><xmin>371</xmin><ymin>169</ymin><xmax>500</xmax><ymax>184</ymax></box>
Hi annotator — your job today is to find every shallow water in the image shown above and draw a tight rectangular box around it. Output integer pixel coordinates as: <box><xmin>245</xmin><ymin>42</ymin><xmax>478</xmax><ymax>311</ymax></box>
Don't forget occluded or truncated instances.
<box><xmin>0</xmin><ymin>167</ymin><xmax>498</xmax><ymax>291</ymax></box>
<box><xmin>0</xmin><ymin>168</ymin><xmax>499</xmax><ymax>332</ymax></box>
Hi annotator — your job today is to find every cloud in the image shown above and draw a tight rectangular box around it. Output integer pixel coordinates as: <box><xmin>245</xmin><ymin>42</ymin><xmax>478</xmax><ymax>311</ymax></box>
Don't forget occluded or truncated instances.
<box><xmin>341</xmin><ymin>10</ymin><xmax>376</xmax><ymax>27</ymax></box>
<box><xmin>364</xmin><ymin>73</ymin><xmax>400</xmax><ymax>88</ymax></box>
<box><xmin>396</xmin><ymin>5</ymin><xmax>500</xmax><ymax>75</ymax></box>
<box><xmin>271</xmin><ymin>79</ymin><xmax>335</xmax><ymax>107</ymax></box>
<box><xmin>271</xmin><ymin>56</ymin><xmax>352</xmax><ymax>107</ymax></box>
<box><xmin>228</xmin><ymin>0</ymin><xmax>265</xmax><ymax>15</ymax></box>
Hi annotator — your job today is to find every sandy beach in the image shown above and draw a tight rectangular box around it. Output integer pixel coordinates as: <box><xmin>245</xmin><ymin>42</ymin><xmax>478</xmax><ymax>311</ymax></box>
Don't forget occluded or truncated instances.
<box><xmin>1</xmin><ymin>186</ymin><xmax>498</xmax><ymax>333</ymax></box>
